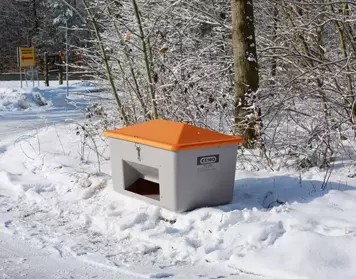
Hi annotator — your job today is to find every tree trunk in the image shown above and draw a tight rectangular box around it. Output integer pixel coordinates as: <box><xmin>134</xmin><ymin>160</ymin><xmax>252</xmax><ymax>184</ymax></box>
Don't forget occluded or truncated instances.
<box><xmin>44</xmin><ymin>52</ymin><xmax>49</xmax><ymax>87</ymax></box>
<box><xmin>270</xmin><ymin>3</ymin><xmax>278</xmax><ymax>79</ymax></box>
<box><xmin>231</xmin><ymin>0</ymin><xmax>260</xmax><ymax>147</ymax></box>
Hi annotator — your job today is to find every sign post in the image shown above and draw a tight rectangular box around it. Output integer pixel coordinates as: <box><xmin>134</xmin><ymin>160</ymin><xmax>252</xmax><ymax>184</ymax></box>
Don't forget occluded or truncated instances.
<box><xmin>18</xmin><ymin>47</ymin><xmax>36</xmax><ymax>88</ymax></box>
<box><xmin>20</xmin><ymin>67</ymin><xmax>23</xmax><ymax>88</ymax></box>
<box><xmin>32</xmin><ymin>67</ymin><xmax>34</xmax><ymax>88</ymax></box>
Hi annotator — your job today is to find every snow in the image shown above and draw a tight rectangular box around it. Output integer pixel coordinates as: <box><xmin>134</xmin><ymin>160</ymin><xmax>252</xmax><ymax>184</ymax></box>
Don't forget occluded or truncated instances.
<box><xmin>2</xmin><ymin>81</ymin><xmax>356</xmax><ymax>278</ymax></box>
<box><xmin>0</xmin><ymin>87</ymin><xmax>45</xmax><ymax>112</ymax></box>
<box><xmin>0</xmin><ymin>80</ymin><xmax>111</xmax><ymax>138</ymax></box>
<box><xmin>0</xmin><ymin>80</ymin><xmax>101</xmax><ymax>111</ymax></box>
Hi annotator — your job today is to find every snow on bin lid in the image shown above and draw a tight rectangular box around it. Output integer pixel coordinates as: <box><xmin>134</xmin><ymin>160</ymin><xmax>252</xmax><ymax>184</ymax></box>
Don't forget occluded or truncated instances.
<box><xmin>104</xmin><ymin>119</ymin><xmax>244</xmax><ymax>151</ymax></box>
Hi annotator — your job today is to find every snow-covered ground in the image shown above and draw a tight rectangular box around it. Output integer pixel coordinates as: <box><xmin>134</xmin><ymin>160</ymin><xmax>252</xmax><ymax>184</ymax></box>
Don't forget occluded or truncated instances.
<box><xmin>1</xmin><ymin>81</ymin><xmax>356</xmax><ymax>278</ymax></box>
<box><xmin>0</xmin><ymin>80</ymin><xmax>111</xmax><ymax>138</ymax></box>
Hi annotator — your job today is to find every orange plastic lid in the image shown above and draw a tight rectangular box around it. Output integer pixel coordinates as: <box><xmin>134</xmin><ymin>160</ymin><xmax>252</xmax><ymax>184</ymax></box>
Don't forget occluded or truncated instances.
<box><xmin>104</xmin><ymin>119</ymin><xmax>244</xmax><ymax>151</ymax></box>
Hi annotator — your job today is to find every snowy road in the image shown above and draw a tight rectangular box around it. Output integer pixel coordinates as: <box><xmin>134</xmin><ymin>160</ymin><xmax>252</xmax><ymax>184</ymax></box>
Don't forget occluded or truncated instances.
<box><xmin>0</xmin><ymin>231</ymin><xmax>135</xmax><ymax>279</ymax></box>
<box><xmin>0</xmin><ymin>111</ymin><xmax>76</xmax><ymax>138</ymax></box>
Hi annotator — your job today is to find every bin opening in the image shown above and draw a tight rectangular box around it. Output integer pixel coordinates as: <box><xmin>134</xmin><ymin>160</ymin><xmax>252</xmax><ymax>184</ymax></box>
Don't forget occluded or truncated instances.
<box><xmin>123</xmin><ymin>160</ymin><xmax>160</xmax><ymax>201</ymax></box>
<box><xmin>127</xmin><ymin>178</ymin><xmax>160</xmax><ymax>201</ymax></box>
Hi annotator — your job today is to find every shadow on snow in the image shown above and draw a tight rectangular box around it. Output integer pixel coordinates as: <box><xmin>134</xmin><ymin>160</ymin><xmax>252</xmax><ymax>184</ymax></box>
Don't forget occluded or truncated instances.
<box><xmin>217</xmin><ymin>175</ymin><xmax>355</xmax><ymax>212</ymax></box>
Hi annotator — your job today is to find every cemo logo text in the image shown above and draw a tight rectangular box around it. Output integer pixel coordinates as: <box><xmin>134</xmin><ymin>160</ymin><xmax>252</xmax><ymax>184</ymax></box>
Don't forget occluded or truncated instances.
<box><xmin>200</xmin><ymin>156</ymin><xmax>217</xmax><ymax>164</ymax></box>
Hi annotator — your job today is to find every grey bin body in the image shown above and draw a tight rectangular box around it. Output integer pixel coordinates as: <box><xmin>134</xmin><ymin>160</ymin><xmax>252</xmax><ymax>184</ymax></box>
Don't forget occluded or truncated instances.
<box><xmin>108</xmin><ymin>138</ymin><xmax>238</xmax><ymax>212</ymax></box>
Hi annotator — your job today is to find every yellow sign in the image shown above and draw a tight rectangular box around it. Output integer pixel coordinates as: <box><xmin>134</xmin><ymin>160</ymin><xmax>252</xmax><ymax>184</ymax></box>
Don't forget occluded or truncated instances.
<box><xmin>19</xmin><ymin>48</ymin><xmax>36</xmax><ymax>68</ymax></box>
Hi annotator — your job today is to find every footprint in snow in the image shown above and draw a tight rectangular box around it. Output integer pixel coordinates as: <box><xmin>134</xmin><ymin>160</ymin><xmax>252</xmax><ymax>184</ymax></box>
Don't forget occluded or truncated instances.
<box><xmin>4</xmin><ymin>220</ymin><xmax>12</xmax><ymax>228</ymax></box>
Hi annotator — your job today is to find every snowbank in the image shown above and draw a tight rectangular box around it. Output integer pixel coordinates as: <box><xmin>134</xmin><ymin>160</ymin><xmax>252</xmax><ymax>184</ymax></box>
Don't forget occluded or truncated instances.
<box><xmin>0</xmin><ymin>87</ymin><xmax>49</xmax><ymax>111</ymax></box>
<box><xmin>0</xmin><ymin>81</ymin><xmax>104</xmax><ymax>112</ymax></box>
<box><xmin>230</xmin><ymin>230</ymin><xmax>356</xmax><ymax>279</ymax></box>
<box><xmin>2</xmin><ymin>123</ymin><xmax>356</xmax><ymax>278</ymax></box>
